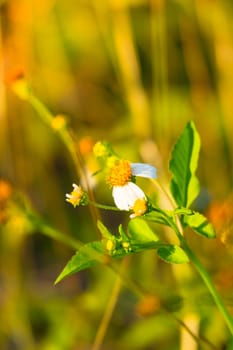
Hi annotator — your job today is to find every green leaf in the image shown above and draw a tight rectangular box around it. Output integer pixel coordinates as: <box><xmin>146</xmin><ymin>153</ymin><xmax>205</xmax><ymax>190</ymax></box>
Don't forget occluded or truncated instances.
<box><xmin>173</xmin><ymin>207</ymin><xmax>194</xmax><ymax>216</ymax></box>
<box><xmin>128</xmin><ymin>218</ymin><xmax>159</xmax><ymax>242</ymax></box>
<box><xmin>110</xmin><ymin>241</ymin><xmax>161</xmax><ymax>258</ymax></box>
<box><xmin>55</xmin><ymin>238</ymin><xmax>161</xmax><ymax>283</ymax></box>
<box><xmin>183</xmin><ymin>212</ymin><xmax>216</xmax><ymax>239</ymax></box>
<box><xmin>169</xmin><ymin>121</ymin><xmax>201</xmax><ymax>208</ymax></box>
<box><xmin>157</xmin><ymin>244</ymin><xmax>189</xmax><ymax>264</ymax></box>
<box><xmin>55</xmin><ymin>241</ymin><xmax>105</xmax><ymax>284</ymax></box>
<box><xmin>143</xmin><ymin>210</ymin><xmax>171</xmax><ymax>227</ymax></box>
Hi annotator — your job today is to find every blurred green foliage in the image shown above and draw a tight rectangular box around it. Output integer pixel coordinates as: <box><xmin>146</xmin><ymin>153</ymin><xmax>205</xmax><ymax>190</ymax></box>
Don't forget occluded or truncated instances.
<box><xmin>1</xmin><ymin>0</ymin><xmax>233</xmax><ymax>349</ymax></box>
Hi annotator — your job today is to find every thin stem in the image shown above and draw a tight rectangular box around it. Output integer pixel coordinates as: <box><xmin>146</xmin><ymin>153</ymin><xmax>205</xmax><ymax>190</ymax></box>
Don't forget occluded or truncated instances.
<box><xmin>89</xmin><ymin>200</ymin><xmax>120</xmax><ymax>212</ymax></box>
<box><xmin>26</xmin><ymin>89</ymin><xmax>101</xmax><ymax>234</ymax></box>
<box><xmin>184</xmin><ymin>243</ymin><xmax>233</xmax><ymax>335</ymax></box>
<box><xmin>28</xmin><ymin>92</ymin><xmax>81</xmax><ymax>174</ymax></box>
<box><xmin>39</xmin><ymin>224</ymin><xmax>81</xmax><ymax>251</ymax></box>
<box><xmin>174</xmin><ymin>316</ymin><xmax>218</xmax><ymax>350</ymax></box>
<box><xmin>150</xmin><ymin>179</ymin><xmax>184</xmax><ymax>234</ymax></box>
<box><xmin>150</xmin><ymin>179</ymin><xmax>177</xmax><ymax>210</ymax></box>
<box><xmin>91</xmin><ymin>259</ymin><xmax>128</xmax><ymax>350</ymax></box>
<box><xmin>25</xmin><ymin>208</ymin><xmax>82</xmax><ymax>250</ymax></box>
<box><xmin>167</xmin><ymin>216</ymin><xmax>233</xmax><ymax>335</ymax></box>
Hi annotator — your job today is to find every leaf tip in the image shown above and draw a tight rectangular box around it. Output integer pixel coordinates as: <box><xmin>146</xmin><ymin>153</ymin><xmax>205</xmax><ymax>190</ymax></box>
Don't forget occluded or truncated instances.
<box><xmin>54</xmin><ymin>276</ymin><xmax>62</xmax><ymax>285</ymax></box>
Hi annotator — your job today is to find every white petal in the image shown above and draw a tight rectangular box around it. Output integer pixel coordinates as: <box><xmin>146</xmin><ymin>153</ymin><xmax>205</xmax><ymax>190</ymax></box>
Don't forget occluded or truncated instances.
<box><xmin>130</xmin><ymin>163</ymin><xmax>157</xmax><ymax>179</ymax></box>
<box><xmin>124</xmin><ymin>182</ymin><xmax>145</xmax><ymax>202</ymax></box>
<box><xmin>112</xmin><ymin>187</ymin><xmax>130</xmax><ymax>210</ymax></box>
<box><xmin>112</xmin><ymin>182</ymin><xmax>145</xmax><ymax>210</ymax></box>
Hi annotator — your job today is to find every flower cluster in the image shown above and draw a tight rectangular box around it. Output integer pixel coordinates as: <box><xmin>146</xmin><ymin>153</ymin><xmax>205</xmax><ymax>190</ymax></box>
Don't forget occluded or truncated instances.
<box><xmin>65</xmin><ymin>141</ymin><xmax>157</xmax><ymax>218</ymax></box>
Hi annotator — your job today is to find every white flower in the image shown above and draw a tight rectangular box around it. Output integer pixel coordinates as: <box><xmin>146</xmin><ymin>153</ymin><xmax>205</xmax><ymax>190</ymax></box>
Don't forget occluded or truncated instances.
<box><xmin>107</xmin><ymin>160</ymin><xmax>157</xmax><ymax>211</ymax></box>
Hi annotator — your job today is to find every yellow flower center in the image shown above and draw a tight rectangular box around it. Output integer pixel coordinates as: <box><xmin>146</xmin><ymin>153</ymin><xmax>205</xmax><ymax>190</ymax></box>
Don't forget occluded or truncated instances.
<box><xmin>105</xmin><ymin>239</ymin><xmax>116</xmax><ymax>252</ymax></box>
<box><xmin>66</xmin><ymin>185</ymin><xmax>84</xmax><ymax>207</ymax></box>
<box><xmin>132</xmin><ymin>198</ymin><xmax>147</xmax><ymax>217</ymax></box>
<box><xmin>107</xmin><ymin>160</ymin><xmax>132</xmax><ymax>186</ymax></box>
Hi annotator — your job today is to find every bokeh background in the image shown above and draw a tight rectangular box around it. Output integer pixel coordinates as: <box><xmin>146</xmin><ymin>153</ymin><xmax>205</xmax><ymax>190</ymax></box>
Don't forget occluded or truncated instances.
<box><xmin>1</xmin><ymin>0</ymin><xmax>233</xmax><ymax>349</ymax></box>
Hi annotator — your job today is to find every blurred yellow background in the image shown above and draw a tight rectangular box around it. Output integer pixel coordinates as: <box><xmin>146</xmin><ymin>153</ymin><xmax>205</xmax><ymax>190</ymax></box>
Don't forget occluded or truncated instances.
<box><xmin>1</xmin><ymin>0</ymin><xmax>233</xmax><ymax>349</ymax></box>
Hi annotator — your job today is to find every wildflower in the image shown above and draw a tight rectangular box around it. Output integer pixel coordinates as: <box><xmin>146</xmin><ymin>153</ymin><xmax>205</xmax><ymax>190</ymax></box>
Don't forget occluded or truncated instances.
<box><xmin>93</xmin><ymin>141</ymin><xmax>114</xmax><ymax>159</ymax></box>
<box><xmin>107</xmin><ymin>159</ymin><xmax>157</xmax><ymax>211</ymax></box>
<box><xmin>65</xmin><ymin>184</ymin><xmax>87</xmax><ymax>207</ymax></box>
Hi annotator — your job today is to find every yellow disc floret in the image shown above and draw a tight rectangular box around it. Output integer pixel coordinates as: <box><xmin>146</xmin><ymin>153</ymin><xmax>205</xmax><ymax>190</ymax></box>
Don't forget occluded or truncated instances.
<box><xmin>105</xmin><ymin>239</ymin><xmax>116</xmax><ymax>252</ymax></box>
<box><xmin>131</xmin><ymin>198</ymin><xmax>147</xmax><ymax>218</ymax></box>
<box><xmin>66</xmin><ymin>184</ymin><xmax>86</xmax><ymax>207</ymax></box>
<box><xmin>107</xmin><ymin>160</ymin><xmax>132</xmax><ymax>187</ymax></box>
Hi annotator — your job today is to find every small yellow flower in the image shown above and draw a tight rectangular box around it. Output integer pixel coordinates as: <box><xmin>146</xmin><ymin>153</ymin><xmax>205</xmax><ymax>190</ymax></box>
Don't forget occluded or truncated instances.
<box><xmin>51</xmin><ymin>115</ymin><xmax>67</xmax><ymax>131</ymax></box>
<box><xmin>122</xmin><ymin>241</ymin><xmax>131</xmax><ymax>252</ymax></box>
<box><xmin>65</xmin><ymin>184</ymin><xmax>87</xmax><ymax>207</ymax></box>
<box><xmin>93</xmin><ymin>141</ymin><xmax>109</xmax><ymax>158</ymax></box>
<box><xmin>107</xmin><ymin>159</ymin><xmax>156</xmax><ymax>211</ymax></box>
<box><xmin>105</xmin><ymin>239</ymin><xmax>116</xmax><ymax>252</ymax></box>
<box><xmin>130</xmin><ymin>198</ymin><xmax>148</xmax><ymax>219</ymax></box>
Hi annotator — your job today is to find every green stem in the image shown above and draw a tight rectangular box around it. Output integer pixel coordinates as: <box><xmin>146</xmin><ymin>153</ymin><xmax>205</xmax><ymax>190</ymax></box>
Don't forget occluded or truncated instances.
<box><xmin>40</xmin><ymin>224</ymin><xmax>81</xmax><ymax>250</ymax></box>
<box><xmin>167</xmin><ymin>216</ymin><xmax>233</xmax><ymax>335</ymax></box>
<box><xmin>89</xmin><ymin>201</ymin><xmax>120</xmax><ymax>212</ymax></box>
<box><xmin>28</xmin><ymin>92</ymin><xmax>79</xmax><ymax>169</ymax></box>
<box><xmin>184</xmin><ymin>242</ymin><xmax>233</xmax><ymax>335</ymax></box>
<box><xmin>26</xmin><ymin>209</ymin><xmax>82</xmax><ymax>250</ymax></box>
<box><xmin>91</xmin><ymin>259</ymin><xmax>127</xmax><ymax>350</ymax></box>
<box><xmin>26</xmin><ymin>89</ymin><xmax>101</xmax><ymax>232</ymax></box>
